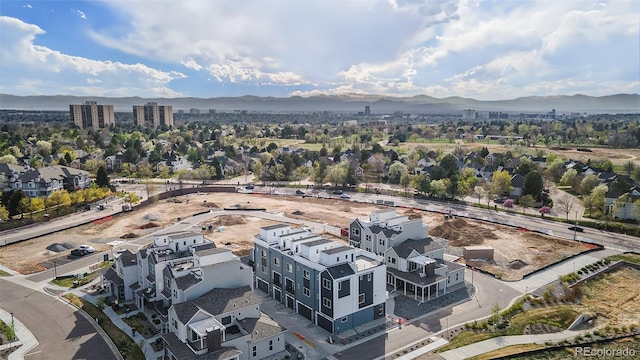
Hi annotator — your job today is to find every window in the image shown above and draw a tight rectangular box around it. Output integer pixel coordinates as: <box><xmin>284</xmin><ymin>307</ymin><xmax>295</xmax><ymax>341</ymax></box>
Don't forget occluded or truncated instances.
<box><xmin>274</xmin><ymin>258</ymin><xmax>280</xmax><ymax>266</ymax></box>
<box><xmin>336</xmin><ymin>257</ymin><xmax>339</xmax><ymax>262</ymax></box>
<box><xmin>261</xmin><ymin>250</ymin><xmax>267</xmax><ymax>257</ymax></box>
<box><xmin>303</xmin><ymin>287</ymin><xmax>310</xmax><ymax>297</ymax></box>
<box><xmin>341</xmin><ymin>317</ymin><xmax>348</xmax><ymax>323</ymax></box>
<box><xmin>367</xmin><ymin>273</ymin><xmax>372</xmax><ymax>281</ymax></box>
<box><xmin>337</xmin><ymin>281</ymin><xmax>342</xmax><ymax>290</ymax></box>
<box><xmin>269</xmin><ymin>340</ymin><xmax>273</xmax><ymax>351</ymax></box>
<box><xmin>322</xmin><ymin>278</ymin><xmax>331</xmax><ymax>290</ymax></box>
<box><xmin>286</xmin><ymin>263</ymin><xmax>293</xmax><ymax>273</ymax></box>
<box><xmin>221</xmin><ymin>316</ymin><xmax>231</xmax><ymax>325</ymax></box>
<box><xmin>303</xmin><ymin>269</ymin><xmax>310</xmax><ymax>279</ymax></box>
<box><xmin>359</xmin><ymin>293</ymin><xmax>365</xmax><ymax>304</ymax></box>
<box><xmin>378</xmin><ymin>306</ymin><xmax>384</xmax><ymax>316</ymax></box>
<box><xmin>261</xmin><ymin>266</ymin><xmax>267</xmax><ymax>274</ymax></box>
<box><xmin>323</xmin><ymin>297</ymin><xmax>332</xmax><ymax>309</ymax></box>
<box><xmin>379</xmin><ymin>238</ymin><xmax>384</xmax><ymax>245</ymax></box>
<box><xmin>252</xmin><ymin>346</ymin><xmax>257</xmax><ymax>357</ymax></box>
<box><xmin>172</xmin><ymin>319</ymin><xmax>177</xmax><ymax>329</ymax></box>
<box><xmin>351</xmin><ymin>228</ymin><xmax>359</xmax><ymax>235</ymax></box>
<box><xmin>365</xmin><ymin>235</ymin><xmax>371</xmax><ymax>241</ymax></box>
<box><xmin>456</xmin><ymin>273</ymin><xmax>459</xmax><ymax>281</ymax></box>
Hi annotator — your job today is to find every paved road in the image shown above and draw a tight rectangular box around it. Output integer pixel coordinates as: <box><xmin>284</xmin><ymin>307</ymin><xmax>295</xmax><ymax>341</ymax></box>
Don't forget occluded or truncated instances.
<box><xmin>0</xmin><ymin>278</ymin><xmax>117</xmax><ymax>360</ymax></box>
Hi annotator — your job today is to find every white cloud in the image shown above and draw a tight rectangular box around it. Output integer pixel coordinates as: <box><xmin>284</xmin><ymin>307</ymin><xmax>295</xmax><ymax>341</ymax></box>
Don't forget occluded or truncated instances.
<box><xmin>76</xmin><ymin>10</ymin><xmax>87</xmax><ymax>19</ymax></box>
<box><xmin>23</xmin><ymin>4</ymin><xmax>32</xmax><ymax>9</ymax></box>
<box><xmin>4</xmin><ymin>0</ymin><xmax>639</xmax><ymax>99</ymax></box>
<box><xmin>0</xmin><ymin>16</ymin><xmax>186</xmax><ymax>97</ymax></box>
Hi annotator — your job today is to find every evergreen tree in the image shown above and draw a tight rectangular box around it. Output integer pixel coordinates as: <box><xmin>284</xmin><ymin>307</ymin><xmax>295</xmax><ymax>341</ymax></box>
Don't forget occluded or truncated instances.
<box><xmin>96</xmin><ymin>166</ymin><xmax>110</xmax><ymax>188</ymax></box>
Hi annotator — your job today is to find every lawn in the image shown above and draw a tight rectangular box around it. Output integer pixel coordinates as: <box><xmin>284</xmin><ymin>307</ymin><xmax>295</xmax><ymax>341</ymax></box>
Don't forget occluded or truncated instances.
<box><xmin>606</xmin><ymin>253</ymin><xmax>640</xmax><ymax>265</ymax></box>
<box><xmin>437</xmin><ymin>306</ymin><xmax>578</xmax><ymax>352</ymax></box>
<box><xmin>0</xmin><ymin>270</ymin><xmax>10</xmax><ymax>277</ymax></box>
<box><xmin>51</xmin><ymin>271</ymin><xmax>100</xmax><ymax>288</ymax></box>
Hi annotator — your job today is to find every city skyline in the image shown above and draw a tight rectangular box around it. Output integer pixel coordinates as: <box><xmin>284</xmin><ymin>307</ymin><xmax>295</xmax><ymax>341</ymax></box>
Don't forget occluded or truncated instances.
<box><xmin>0</xmin><ymin>0</ymin><xmax>638</xmax><ymax>100</ymax></box>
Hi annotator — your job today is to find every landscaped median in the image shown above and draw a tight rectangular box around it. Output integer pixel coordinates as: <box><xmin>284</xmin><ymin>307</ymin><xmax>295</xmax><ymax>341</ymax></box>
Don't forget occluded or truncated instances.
<box><xmin>63</xmin><ymin>294</ymin><xmax>144</xmax><ymax>360</ymax></box>
<box><xmin>435</xmin><ymin>253</ymin><xmax>640</xmax><ymax>359</ymax></box>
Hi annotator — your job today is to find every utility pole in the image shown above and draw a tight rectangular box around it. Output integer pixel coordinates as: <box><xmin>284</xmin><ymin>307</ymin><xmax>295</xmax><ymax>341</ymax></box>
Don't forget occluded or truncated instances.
<box><xmin>53</xmin><ymin>259</ymin><xmax>57</xmax><ymax>279</ymax></box>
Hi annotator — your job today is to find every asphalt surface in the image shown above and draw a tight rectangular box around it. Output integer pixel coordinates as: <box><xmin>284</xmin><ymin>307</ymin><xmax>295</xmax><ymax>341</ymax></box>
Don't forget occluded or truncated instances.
<box><xmin>0</xmin><ymin>278</ymin><xmax>116</xmax><ymax>360</ymax></box>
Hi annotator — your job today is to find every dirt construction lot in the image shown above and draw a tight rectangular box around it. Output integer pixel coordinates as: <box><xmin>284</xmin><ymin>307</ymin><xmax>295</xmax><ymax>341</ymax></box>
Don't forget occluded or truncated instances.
<box><xmin>0</xmin><ymin>193</ymin><xmax>588</xmax><ymax>277</ymax></box>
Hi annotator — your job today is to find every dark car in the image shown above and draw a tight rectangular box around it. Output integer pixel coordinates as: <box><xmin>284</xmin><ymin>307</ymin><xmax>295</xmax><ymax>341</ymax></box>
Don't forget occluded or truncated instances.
<box><xmin>245</xmin><ymin>184</ymin><xmax>255</xmax><ymax>190</ymax></box>
<box><xmin>568</xmin><ymin>226</ymin><xmax>584</xmax><ymax>232</ymax></box>
<box><xmin>71</xmin><ymin>249</ymin><xmax>88</xmax><ymax>257</ymax></box>
<box><xmin>493</xmin><ymin>198</ymin><xmax>506</xmax><ymax>204</ymax></box>
<box><xmin>295</xmin><ymin>190</ymin><xmax>305</xmax><ymax>196</ymax></box>
<box><xmin>332</xmin><ymin>189</ymin><xmax>343</xmax><ymax>195</ymax></box>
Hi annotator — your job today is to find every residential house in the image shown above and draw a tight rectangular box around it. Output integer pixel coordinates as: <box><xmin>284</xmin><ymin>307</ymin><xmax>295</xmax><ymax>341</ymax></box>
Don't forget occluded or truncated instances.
<box><xmin>510</xmin><ymin>173</ymin><xmax>525</xmax><ymax>197</ymax></box>
<box><xmin>10</xmin><ymin>165</ymin><xmax>91</xmax><ymax>198</ymax></box>
<box><xmin>252</xmin><ymin>224</ymin><xmax>387</xmax><ymax>334</ymax></box>
<box><xmin>101</xmin><ymin>250</ymin><xmax>139</xmax><ymax>302</ymax></box>
<box><xmin>105</xmin><ymin>152</ymin><xmax>125</xmax><ymax>172</ymax></box>
<box><xmin>528</xmin><ymin>156</ymin><xmax>547</xmax><ymax>169</ymax></box>
<box><xmin>0</xmin><ymin>163</ymin><xmax>28</xmax><ymax>193</ymax></box>
<box><xmin>163</xmin><ymin>286</ymin><xmax>287</xmax><ymax>360</ymax></box>
<box><xmin>155</xmin><ymin>151</ymin><xmax>191</xmax><ymax>173</ymax></box>
<box><xmin>479</xmin><ymin>165</ymin><xmax>496</xmax><ymax>181</ymax></box>
<box><xmin>612</xmin><ymin>187</ymin><xmax>640</xmax><ymax>220</ymax></box>
<box><xmin>349</xmin><ymin>209</ymin><xmax>465</xmax><ymax>304</ymax></box>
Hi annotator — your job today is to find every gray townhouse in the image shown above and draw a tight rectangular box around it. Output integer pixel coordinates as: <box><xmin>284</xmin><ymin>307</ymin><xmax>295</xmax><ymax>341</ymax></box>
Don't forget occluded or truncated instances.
<box><xmin>349</xmin><ymin>209</ymin><xmax>465</xmax><ymax>303</ymax></box>
<box><xmin>1</xmin><ymin>164</ymin><xmax>91</xmax><ymax>197</ymax></box>
<box><xmin>252</xmin><ymin>224</ymin><xmax>387</xmax><ymax>335</ymax></box>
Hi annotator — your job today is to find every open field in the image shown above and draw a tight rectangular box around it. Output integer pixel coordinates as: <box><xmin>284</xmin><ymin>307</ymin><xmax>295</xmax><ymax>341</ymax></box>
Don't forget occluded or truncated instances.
<box><xmin>393</xmin><ymin>141</ymin><xmax>640</xmax><ymax>167</ymax></box>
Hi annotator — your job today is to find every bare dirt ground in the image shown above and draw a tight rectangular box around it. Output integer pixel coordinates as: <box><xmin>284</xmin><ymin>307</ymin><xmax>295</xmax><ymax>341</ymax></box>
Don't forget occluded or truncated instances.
<box><xmin>428</xmin><ymin>217</ymin><xmax>590</xmax><ymax>281</ymax></box>
<box><xmin>0</xmin><ymin>192</ymin><xmax>587</xmax><ymax>277</ymax></box>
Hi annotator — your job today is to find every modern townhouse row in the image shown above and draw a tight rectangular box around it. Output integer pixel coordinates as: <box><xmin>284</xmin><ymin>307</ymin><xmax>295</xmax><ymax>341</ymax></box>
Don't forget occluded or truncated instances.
<box><xmin>0</xmin><ymin>163</ymin><xmax>91</xmax><ymax>198</ymax></box>
<box><xmin>101</xmin><ymin>231</ymin><xmax>286</xmax><ymax>360</ymax></box>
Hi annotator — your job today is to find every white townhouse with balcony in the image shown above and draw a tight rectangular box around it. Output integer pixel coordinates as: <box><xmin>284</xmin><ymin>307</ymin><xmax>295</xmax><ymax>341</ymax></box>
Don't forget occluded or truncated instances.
<box><xmin>1</xmin><ymin>164</ymin><xmax>91</xmax><ymax>198</ymax></box>
<box><xmin>348</xmin><ymin>209</ymin><xmax>465</xmax><ymax>303</ymax></box>
<box><xmin>101</xmin><ymin>231</ymin><xmax>253</xmax><ymax>334</ymax></box>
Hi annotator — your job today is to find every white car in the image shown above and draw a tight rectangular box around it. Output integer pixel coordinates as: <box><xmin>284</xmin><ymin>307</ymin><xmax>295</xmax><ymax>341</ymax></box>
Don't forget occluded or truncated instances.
<box><xmin>78</xmin><ymin>245</ymin><xmax>95</xmax><ymax>253</ymax></box>
<box><xmin>340</xmin><ymin>194</ymin><xmax>351</xmax><ymax>199</ymax></box>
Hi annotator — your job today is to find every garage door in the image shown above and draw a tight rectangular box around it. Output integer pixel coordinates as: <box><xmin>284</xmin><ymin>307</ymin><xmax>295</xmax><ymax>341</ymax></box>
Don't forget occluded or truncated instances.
<box><xmin>274</xmin><ymin>288</ymin><xmax>282</xmax><ymax>302</ymax></box>
<box><xmin>298</xmin><ymin>303</ymin><xmax>313</xmax><ymax>321</ymax></box>
<box><xmin>257</xmin><ymin>279</ymin><xmax>269</xmax><ymax>293</ymax></box>
<box><xmin>317</xmin><ymin>314</ymin><xmax>333</xmax><ymax>333</ymax></box>
<box><xmin>286</xmin><ymin>295</ymin><xmax>294</xmax><ymax>309</ymax></box>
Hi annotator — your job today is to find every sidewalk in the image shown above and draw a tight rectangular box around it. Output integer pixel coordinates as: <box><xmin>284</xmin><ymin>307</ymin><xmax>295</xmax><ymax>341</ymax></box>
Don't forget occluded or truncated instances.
<box><xmin>439</xmin><ymin>329</ymin><xmax>591</xmax><ymax>359</ymax></box>
<box><xmin>0</xmin><ymin>308</ymin><xmax>39</xmax><ymax>360</ymax></box>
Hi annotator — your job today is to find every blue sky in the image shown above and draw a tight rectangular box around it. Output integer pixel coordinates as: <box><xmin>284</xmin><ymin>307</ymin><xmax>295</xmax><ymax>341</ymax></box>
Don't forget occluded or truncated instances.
<box><xmin>0</xmin><ymin>0</ymin><xmax>638</xmax><ymax>100</ymax></box>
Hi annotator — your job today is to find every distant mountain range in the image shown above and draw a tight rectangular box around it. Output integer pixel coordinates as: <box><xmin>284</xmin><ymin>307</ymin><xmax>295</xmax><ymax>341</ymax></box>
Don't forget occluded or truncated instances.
<box><xmin>0</xmin><ymin>93</ymin><xmax>638</xmax><ymax>114</ymax></box>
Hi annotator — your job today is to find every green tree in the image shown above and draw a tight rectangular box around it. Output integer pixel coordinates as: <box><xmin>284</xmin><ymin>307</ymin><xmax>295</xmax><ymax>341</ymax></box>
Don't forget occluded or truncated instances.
<box><xmin>0</xmin><ymin>204</ymin><xmax>9</xmax><ymax>221</ymax></box>
<box><xmin>8</xmin><ymin>190</ymin><xmax>25</xmax><ymax>217</ymax></box>
<box><xmin>388</xmin><ymin>162</ymin><xmax>408</xmax><ymax>184</ymax></box>
<box><xmin>96</xmin><ymin>166</ymin><xmax>110</xmax><ymax>188</ymax></box>
<box><xmin>519</xmin><ymin>194</ymin><xmax>535</xmax><ymax>215</ymax></box>
<box><xmin>266</xmin><ymin>142</ymin><xmax>278</xmax><ymax>152</ymax></box>
<box><xmin>560</xmin><ymin>169</ymin><xmax>578</xmax><ymax>187</ymax></box>
<box><xmin>523</xmin><ymin>170</ymin><xmax>544</xmax><ymax>200</ymax></box>
<box><xmin>312</xmin><ymin>161</ymin><xmax>327</xmax><ymax>185</ymax></box>
<box><xmin>579</xmin><ymin>174</ymin><xmax>600</xmax><ymax>195</ymax></box>
<box><xmin>430</xmin><ymin>179</ymin><xmax>447</xmax><ymax>198</ymax></box>
<box><xmin>412</xmin><ymin>173</ymin><xmax>430</xmax><ymax>196</ymax></box>
<box><xmin>491</xmin><ymin>170</ymin><xmax>513</xmax><ymax>197</ymax></box>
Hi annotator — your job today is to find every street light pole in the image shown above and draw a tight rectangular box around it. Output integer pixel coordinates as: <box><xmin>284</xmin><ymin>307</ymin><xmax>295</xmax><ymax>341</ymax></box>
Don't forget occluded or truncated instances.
<box><xmin>573</xmin><ymin>211</ymin><xmax>578</xmax><ymax>241</ymax></box>
<box><xmin>10</xmin><ymin>312</ymin><xmax>14</xmax><ymax>341</ymax></box>
<box><xmin>53</xmin><ymin>259</ymin><xmax>57</xmax><ymax>279</ymax></box>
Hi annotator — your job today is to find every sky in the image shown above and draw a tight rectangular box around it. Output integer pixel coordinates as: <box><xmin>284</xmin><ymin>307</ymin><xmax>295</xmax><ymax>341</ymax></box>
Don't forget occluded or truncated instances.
<box><xmin>0</xmin><ymin>0</ymin><xmax>638</xmax><ymax>100</ymax></box>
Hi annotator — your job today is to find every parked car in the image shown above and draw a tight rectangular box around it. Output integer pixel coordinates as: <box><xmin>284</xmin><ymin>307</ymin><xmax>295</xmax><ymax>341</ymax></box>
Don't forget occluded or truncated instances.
<box><xmin>245</xmin><ymin>184</ymin><xmax>255</xmax><ymax>190</ymax></box>
<box><xmin>493</xmin><ymin>198</ymin><xmax>506</xmax><ymax>204</ymax></box>
<box><xmin>568</xmin><ymin>226</ymin><xmax>584</xmax><ymax>232</ymax></box>
<box><xmin>340</xmin><ymin>194</ymin><xmax>351</xmax><ymax>199</ymax></box>
<box><xmin>332</xmin><ymin>189</ymin><xmax>343</xmax><ymax>195</ymax></box>
<box><xmin>71</xmin><ymin>248</ymin><xmax>88</xmax><ymax>257</ymax></box>
<box><xmin>78</xmin><ymin>245</ymin><xmax>95</xmax><ymax>253</ymax></box>
<box><xmin>295</xmin><ymin>190</ymin><xmax>306</xmax><ymax>196</ymax></box>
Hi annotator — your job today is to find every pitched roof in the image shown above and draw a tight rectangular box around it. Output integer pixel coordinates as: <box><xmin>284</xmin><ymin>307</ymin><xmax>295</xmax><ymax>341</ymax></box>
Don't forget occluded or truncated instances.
<box><xmin>510</xmin><ymin>173</ymin><xmax>525</xmax><ymax>187</ymax></box>
<box><xmin>162</xmin><ymin>332</ymin><xmax>241</xmax><ymax>360</ymax></box>
<box><xmin>175</xmin><ymin>273</ymin><xmax>202</xmax><ymax>291</ymax></box>
<box><xmin>101</xmin><ymin>267</ymin><xmax>123</xmax><ymax>286</ymax></box>
<box><xmin>116</xmin><ymin>249</ymin><xmax>137</xmax><ymax>267</ymax></box>
<box><xmin>173</xmin><ymin>285</ymin><xmax>261</xmax><ymax>323</ymax></box>
<box><xmin>392</xmin><ymin>238</ymin><xmax>443</xmax><ymax>259</ymax></box>
<box><xmin>238</xmin><ymin>314</ymin><xmax>287</xmax><ymax>341</ymax></box>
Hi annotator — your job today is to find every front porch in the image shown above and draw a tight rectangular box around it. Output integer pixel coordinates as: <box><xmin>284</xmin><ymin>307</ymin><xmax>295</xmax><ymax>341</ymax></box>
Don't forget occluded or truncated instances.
<box><xmin>387</xmin><ymin>267</ymin><xmax>447</xmax><ymax>303</ymax></box>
